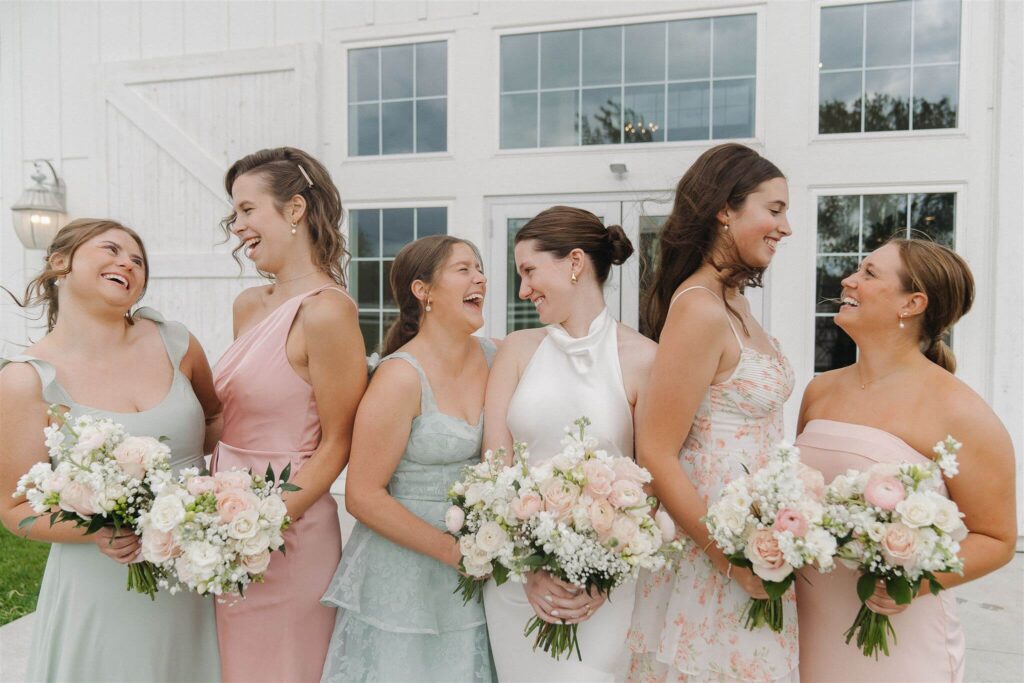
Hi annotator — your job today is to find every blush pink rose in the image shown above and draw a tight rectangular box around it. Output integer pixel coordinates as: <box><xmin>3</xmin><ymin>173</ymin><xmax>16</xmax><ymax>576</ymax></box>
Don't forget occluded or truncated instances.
<box><xmin>864</xmin><ymin>475</ymin><xmax>906</xmax><ymax>511</ymax></box>
<box><xmin>798</xmin><ymin>465</ymin><xmax>826</xmax><ymax>502</ymax></box>
<box><xmin>510</xmin><ymin>491</ymin><xmax>542</xmax><ymax>521</ymax></box>
<box><xmin>141</xmin><ymin>527</ymin><xmax>181</xmax><ymax>563</ymax></box>
<box><xmin>880</xmin><ymin>522</ymin><xmax>919</xmax><ymax>568</ymax></box>
<box><xmin>540</xmin><ymin>480</ymin><xmax>580</xmax><ymax>523</ymax></box>
<box><xmin>744</xmin><ymin>529</ymin><xmax>793</xmax><ymax>582</ymax></box>
<box><xmin>59</xmin><ymin>480</ymin><xmax>99</xmax><ymax>517</ymax></box>
<box><xmin>240</xmin><ymin>550</ymin><xmax>271</xmax><ymax>575</ymax></box>
<box><xmin>589</xmin><ymin>499</ymin><xmax>615</xmax><ymax>539</ymax></box>
<box><xmin>772</xmin><ymin>508</ymin><xmax>809</xmax><ymax>537</ymax></box>
<box><xmin>214</xmin><ymin>470</ymin><xmax>253</xmax><ymax>493</ymax></box>
<box><xmin>582</xmin><ymin>460</ymin><xmax>615</xmax><ymax>498</ymax></box>
<box><xmin>186</xmin><ymin>476</ymin><xmax>217</xmax><ymax>496</ymax></box>
<box><xmin>216</xmin><ymin>489</ymin><xmax>258</xmax><ymax>523</ymax></box>
<box><xmin>610</xmin><ymin>515</ymin><xmax>640</xmax><ymax>546</ymax></box>
<box><xmin>611</xmin><ymin>458</ymin><xmax>651</xmax><ymax>485</ymax></box>
<box><xmin>112</xmin><ymin>439</ymin><xmax>149</xmax><ymax>481</ymax></box>
<box><xmin>608</xmin><ymin>480</ymin><xmax>645</xmax><ymax>510</ymax></box>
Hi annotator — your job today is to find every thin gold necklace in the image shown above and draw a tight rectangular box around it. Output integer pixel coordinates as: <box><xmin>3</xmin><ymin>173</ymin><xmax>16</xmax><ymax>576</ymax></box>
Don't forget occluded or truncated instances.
<box><xmin>273</xmin><ymin>270</ymin><xmax>319</xmax><ymax>286</ymax></box>
<box><xmin>855</xmin><ymin>363</ymin><xmax>906</xmax><ymax>390</ymax></box>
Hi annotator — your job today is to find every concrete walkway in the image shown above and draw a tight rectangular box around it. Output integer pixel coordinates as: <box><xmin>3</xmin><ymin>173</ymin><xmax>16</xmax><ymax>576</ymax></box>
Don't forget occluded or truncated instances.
<box><xmin>2</xmin><ymin>501</ymin><xmax>1021</xmax><ymax>682</ymax></box>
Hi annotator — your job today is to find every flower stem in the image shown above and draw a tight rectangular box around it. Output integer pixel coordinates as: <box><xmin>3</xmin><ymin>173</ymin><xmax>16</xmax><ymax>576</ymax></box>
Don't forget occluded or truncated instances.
<box><xmin>844</xmin><ymin>603</ymin><xmax>897</xmax><ymax>658</ymax></box>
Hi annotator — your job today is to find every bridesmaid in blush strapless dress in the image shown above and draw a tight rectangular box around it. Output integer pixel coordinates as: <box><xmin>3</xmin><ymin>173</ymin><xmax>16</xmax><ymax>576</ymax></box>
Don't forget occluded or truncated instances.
<box><xmin>795</xmin><ymin>420</ymin><xmax>966</xmax><ymax>682</ymax></box>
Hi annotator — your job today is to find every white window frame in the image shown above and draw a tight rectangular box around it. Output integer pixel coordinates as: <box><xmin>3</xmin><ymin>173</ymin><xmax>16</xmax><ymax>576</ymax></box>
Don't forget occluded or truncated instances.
<box><xmin>810</xmin><ymin>0</ymin><xmax>969</xmax><ymax>144</ymax></box>
<box><xmin>491</xmin><ymin>5</ymin><xmax>767</xmax><ymax>158</ymax></box>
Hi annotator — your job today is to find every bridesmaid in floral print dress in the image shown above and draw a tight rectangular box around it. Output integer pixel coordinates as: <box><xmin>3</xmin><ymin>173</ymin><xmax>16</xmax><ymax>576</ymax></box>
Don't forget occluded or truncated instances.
<box><xmin>626</xmin><ymin>144</ymin><xmax>799</xmax><ymax>683</ymax></box>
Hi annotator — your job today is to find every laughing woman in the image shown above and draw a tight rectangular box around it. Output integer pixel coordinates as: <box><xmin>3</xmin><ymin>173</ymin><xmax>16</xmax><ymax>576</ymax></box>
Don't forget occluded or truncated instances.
<box><xmin>320</xmin><ymin>235</ymin><xmax>498</xmax><ymax>682</ymax></box>
<box><xmin>0</xmin><ymin>219</ymin><xmax>221</xmax><ymax>682</ymax></box>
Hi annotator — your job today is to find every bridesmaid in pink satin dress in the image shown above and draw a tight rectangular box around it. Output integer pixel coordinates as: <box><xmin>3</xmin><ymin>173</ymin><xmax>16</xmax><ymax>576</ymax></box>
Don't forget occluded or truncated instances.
<box><xmin>212</xmin><ymin>148</ymin><xmax>367</xmax><ymax>682</ymax></box>
<box><xmin>795</xmin><ymin>239</ymin><xmax>1016</xmax><ymax>682</ymax></box>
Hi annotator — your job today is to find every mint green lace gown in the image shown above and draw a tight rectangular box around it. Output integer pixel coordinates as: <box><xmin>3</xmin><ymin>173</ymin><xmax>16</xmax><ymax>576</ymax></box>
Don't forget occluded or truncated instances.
<box><xmin>320</xmin><ymin>340</ymin><xmax>497</xmax><ymax>683</ymax></box>
<box><xmin>0</xmin><ymin>308</ymin><xmax>220</xmax><ymax>682</ymax></box>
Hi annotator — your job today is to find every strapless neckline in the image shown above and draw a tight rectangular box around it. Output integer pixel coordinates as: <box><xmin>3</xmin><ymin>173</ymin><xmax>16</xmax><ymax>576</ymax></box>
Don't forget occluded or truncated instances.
<box><xmin>801</xmin><ymin>419</ymin><xmax>931</xmax><ymax>465</ymax></box>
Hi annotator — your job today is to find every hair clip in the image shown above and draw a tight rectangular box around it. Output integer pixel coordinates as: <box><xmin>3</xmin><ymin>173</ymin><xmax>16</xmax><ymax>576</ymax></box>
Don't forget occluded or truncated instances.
<box><xmin>297</xmin><ymin>164</ymin><xmax>314</xmax><ymax>188</ymax></box>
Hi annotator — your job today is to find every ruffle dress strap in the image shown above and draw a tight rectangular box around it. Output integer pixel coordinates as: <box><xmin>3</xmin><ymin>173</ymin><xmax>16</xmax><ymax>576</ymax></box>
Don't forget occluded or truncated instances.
<box><xmin>379</xmin><ymin>351</ymin><xmax>435</xmax><ymax>415</ymax></box>
<box><xmin>0</xmin><ymin>355</ymin><xmax>74</xmax><ymax>407</ymax></box>
<box><xmin>133</xmin><ymin>307</ymin><xmax>190</xmax><ymax>368</ymax></box>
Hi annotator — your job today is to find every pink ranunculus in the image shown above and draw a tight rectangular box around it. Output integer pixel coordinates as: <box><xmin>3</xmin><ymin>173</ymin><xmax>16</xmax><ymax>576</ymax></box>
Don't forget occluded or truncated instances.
<box><xmin>216</xmin><ymin>489</ymin><xmax>258</xmax><ymax>523</ymax></box>
<box><xmin>540</xmin><ymin>480</ymin><xmax>580</xmax><ymax>523</ymax></box>
<box><xmin>880</xmin><ymin>522</ymin><xmax>919</xmax><ymax>568</ymax></box>
<box><xmin>241</xmin><ymin>550</ymin><xmax>271</xmax><ymax>575</ymax></box>
<box><xmin>589</xmin><ymin>498</ymin><xmax>616</xmax><ymax>539</ymax></box>
<box><xmin>582</xmin><ymin>460</ymin><xmax>616</xmax><ymax>498</ymax></box>
<box><xmin>798</xmin><ymin>465</ymin><xmax>826</xmax><ymax>502</ymax></box>
<box><xmin>141</xmin><ymin>527</ymin><xmax>181</xmax><ymax>563</ymax></box>
<box><xmin>743</xmin><ymin>529</ymin><xmax>793</xmax><ymax>582</ymax></box>
<box><xmin>864</xmin><ymin>475</ymin><xmax>906</xmax><ymax>510</ymax></box>
<box><xmin>186</xmin><ymin>476</ymin><xmax>217</xmax><ymax>496</ymax></box>
<box><xmin>444</xmin><ymin>506</ymin><xmax>465</xmax><ymax>533</ymax></box>
<box><xmin>773</xmin><ymin>508</ymin><xmax>809</xmax><ymax>537</ymax></box>
<box><xmin>611</xmin><ymin>458</ymin><xmax>651</xmax><ymax>485</ymax></box>
<box><xmin>59</xmin><ymin>479</ymin><xmax>99</xmax><ymax>517</ymax></box>
<box><xmin>608</xmin><ymin>479</ymin><xmax>645</xmax><ymax>510</ymax></box>
<box><xmin>610</xmin><ymin>514</ymin><xmax>639</xmax><ymax>546</ymax></box>
<box><xmin>214</xmin><ymin>469</ymin><xmax>253</xmax><ymax>493</ymax></box>
<box><xmin>510</xmin><ymin>491</ymin><xmax>542</xmax><ymax>521</ymax></box>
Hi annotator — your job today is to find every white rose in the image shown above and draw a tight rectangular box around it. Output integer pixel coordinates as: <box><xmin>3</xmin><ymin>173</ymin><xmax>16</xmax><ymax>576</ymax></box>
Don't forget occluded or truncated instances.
<box><xmin>550</xmin><ymin>453</ymin><xmax>575</xmax><ymax>472</ymax></box>
<box><xmin>185</xmin><ymin>541</ymin><xmax>221</xmax><ymax>574</ymax></box>
<box><xmin>241</xmin><ymin>550</ymin><xmax>271</xmax><ymax>575</ymax></box>
<box><xmin>458</xmin><ymin>535</ymin><xmax>478</xmax><ymax>556</ymax></box>
<box><xmin>896</xmin><ymin>492</ymin><xmax>937</xmax><ymax>528</ymax></box>
<box><xmin>240</xmin><ymin>531</ymin><xmax>272</xmax><ymax>555</ymax></box>
<box><xmin>464</xmin><ymin>483</ymin><xmax>485</xmax><ymax>506</ymax></box>
<box><xmin>714</xmin><ymin>503</ymin><xmax>750</xmax><ymax>537</ymax></box>
<box><xmin>174</xmin><ymin>556</ymin><xmax>198</xmax><ymax>586</ymax></box>
<box><xmin>865</xmin><ymin>520</ymin><xmax>886</xmax><ymax>542</ymax></box>
<box><xmin>463</xmin><ymin>559</ymin><xmax>492</xmax><ymax>578</ymax></box>
<box><xmin>469</xmin><ymin>543</ymin><xmax>491</xmax><ymax>566</ymax></box>
<box><xmin>258</xmin><ymin>496</ymin><xmax>288</xmax><ymax>527</ymax></box>
<box><xmin>227</xmin><ymin>509</ymin><xmax>261</xmax><ymax>540</ymax></box>
<box><xmin>149</xmin><ymin>494</ymin><xmax>186</xmax><ymax>532</ymax></box>
<box><xmin>930</xmin><ymin>496</ymin><xmax>965</xmax><ymax>537</ymax></box>
<box><xmin>474</xmin><ymin>521</ymin><xmax>508</xmax><ymax>554</ymax></box>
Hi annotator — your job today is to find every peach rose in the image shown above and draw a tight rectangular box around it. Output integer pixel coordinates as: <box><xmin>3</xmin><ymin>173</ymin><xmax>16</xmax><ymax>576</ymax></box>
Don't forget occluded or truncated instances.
<box><xmin>610</xmin><ymin>515</ymin><xmax>640</xmax><ymax>546</ymax></box>
<box><xmin>112</xmin><ymin>437</ymin><xmax>151</xmax><ymax>481</ymax></box>
<box><xmin>744</xmin><ymin>529</ymin><xmax>792</xmax><ymax>582</ymax></box>
<box><xmin>141</xmin><ymin>527</ymin><xmax>181</xmax><ymax>563</ymax></box>
<box><xmin>612</xmin><ymin>458</ymin><xmax>651</xmax><ymax>485</ymax></box>
<box><xmin>608</xmin><ymin>480</ymin><xmax>645</xmax><ymax>510</ymax></box>
<box><xmin>241</xmin><ymin>550</ymin><xmax>271</xmax><ymax>575</ymax></box>
<box><xmin>540</xmin><ymin>480</ymin><xmax>580</xmax><ymax>523</ymax></box>
<box><xmin>773</xmin><ymin>508</ymin><xmax>809</xmax><ymax>537</ymax></box>
<box><xmin>59</xmin><ymin>480</ymin><xmax>99</xmax><ymax>517</ymax></box>
<box><xmin>582</xmin><ymin>460</ymin><xmax>615</xmax><ymax>498</ymax></box>
<box><xmin>510</xmin><ymin>491</ymin><xmax>542</xmax><ymax>521</ymax></box>
<box><xmin>589</xmin><ymin>498</ymin><xmax>615</xmax><ymax>539</ymax></box>
<box><xmin>880</xmin><ymin>522</ymin><xmax>919</xmax><ymax>568</ymax></box>
<box><xmin>216</xmin><ymin>489</ymin><xmax>258</xmax><ymax>523</ymax></box>
<box><xmin>186</xmin><ymin>476</ymin><xmax>217</xmax><ymax>496</ymax></box>
<box><xmin>214</xmin><ymin>469</ymin><xmax>253</xmax><ymax>493</ymax></box>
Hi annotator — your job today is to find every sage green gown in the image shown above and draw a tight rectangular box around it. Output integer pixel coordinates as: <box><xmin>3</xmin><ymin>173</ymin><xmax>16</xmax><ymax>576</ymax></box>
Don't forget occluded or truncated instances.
<box><xmin>1</xmin><ymin>308</ymin><xmax>220</xmax><ymax>683</ymax></box>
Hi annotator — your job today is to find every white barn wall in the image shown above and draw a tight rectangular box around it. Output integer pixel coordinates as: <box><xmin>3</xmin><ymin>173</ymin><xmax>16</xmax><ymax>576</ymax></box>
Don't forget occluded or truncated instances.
<box><xmin>1</xmin><ymin>0</ymin><xmax>1021</xmax><ymax>527</ymax></box>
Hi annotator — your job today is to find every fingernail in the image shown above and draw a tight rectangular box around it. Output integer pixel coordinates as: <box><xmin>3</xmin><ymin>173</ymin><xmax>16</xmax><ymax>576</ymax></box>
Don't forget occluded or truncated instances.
<box><xmin>544</xmin><ymin>594</ymin><xmax>553</xmax><ymax>603</ymax></box>
<box><xmin>551</xmin><ymin>610</ymin><xmax>559</xmax><ymax>617</ymax></box>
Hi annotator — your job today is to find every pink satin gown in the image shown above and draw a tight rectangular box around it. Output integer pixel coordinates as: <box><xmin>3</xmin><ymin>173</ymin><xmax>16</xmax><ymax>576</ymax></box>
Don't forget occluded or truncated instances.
<box><xmin>795</xmin><ymin>419</ymin><xmax>965</xmax><ymax>683</ymax></box>
<box><xmin>212</xmin><ymin>285</ymin><xmax>347</xmax><ymax>682</ymax></box>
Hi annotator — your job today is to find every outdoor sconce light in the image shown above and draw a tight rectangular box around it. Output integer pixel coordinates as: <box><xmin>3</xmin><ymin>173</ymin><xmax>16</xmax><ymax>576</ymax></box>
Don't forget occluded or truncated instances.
<box><xmin>609</xmin><ymin>162</ymin><xmax>628</xmax><ymax>177</ymax></box>
<box><xmin>11</xmin><ymin>160</ymin><xmax>67</xmax><ymax>250</ymax></box>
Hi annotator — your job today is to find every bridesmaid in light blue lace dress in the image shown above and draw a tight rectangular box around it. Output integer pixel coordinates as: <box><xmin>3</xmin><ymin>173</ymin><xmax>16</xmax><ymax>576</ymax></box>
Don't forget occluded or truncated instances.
<box><xmin>321</xmin><ymin>236</ymin><xmax>496</xmax><ymax>682</ymax></box>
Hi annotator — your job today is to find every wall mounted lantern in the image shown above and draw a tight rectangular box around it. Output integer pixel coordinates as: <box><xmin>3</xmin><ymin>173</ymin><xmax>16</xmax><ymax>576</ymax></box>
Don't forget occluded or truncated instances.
<box><xmin>11</xmin><ymin>160</ymin><xmax>67</xmax><ymax>250</ymax></box>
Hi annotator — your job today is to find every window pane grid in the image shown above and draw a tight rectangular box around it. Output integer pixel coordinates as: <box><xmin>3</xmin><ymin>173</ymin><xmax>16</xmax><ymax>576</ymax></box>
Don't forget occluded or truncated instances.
<box><xmin>348</xmin><ymin>41</ymin><xmax>447</xmax><ymax>156</ymax></box>
<box><xmin>500</xmin><ymin>14</ymin><xmax>756</xmax><ymax>149</ymax></box>
<box><xmin>819</xmin><ymin>0</ymin><xmax>960</xmax><ymax>133</ymax></box>
<box><xmin>350</xmin><ymin>207</ymin><xmax>448</xmax><ymax>353</ymax></box>
<box><xmin>814</xmin><ymin>192</ymin><xmax>956</xmax><ymax>373</ymax></box>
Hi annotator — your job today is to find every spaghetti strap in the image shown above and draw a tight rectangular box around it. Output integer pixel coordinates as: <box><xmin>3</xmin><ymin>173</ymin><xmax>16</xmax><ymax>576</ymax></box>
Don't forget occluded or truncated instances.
<box><xmin>668</xmin><ymin>285</ymin><xmax>744</xmax><ymax>350</ymax></box>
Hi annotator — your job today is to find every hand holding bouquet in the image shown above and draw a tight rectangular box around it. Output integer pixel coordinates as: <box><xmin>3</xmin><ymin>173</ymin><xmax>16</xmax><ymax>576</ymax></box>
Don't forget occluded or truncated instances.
<box><xmin>13</xmin><ymin>407</ymin><xmax>172</xmax><ymax>597</ymax></box>
<box><xmin>823</xmin><ymin>436</ymin><xmax>965</xmax><ymax>657</ymax></box>
<box><xmin>139</xmin><ymin>463</ymin><xmax>296</xmax><ymax>598</ymax></box>
<box><xmin>704</xmin><ymin>442</ymin><xmax>838</xmax><ymax>632</ymax></box>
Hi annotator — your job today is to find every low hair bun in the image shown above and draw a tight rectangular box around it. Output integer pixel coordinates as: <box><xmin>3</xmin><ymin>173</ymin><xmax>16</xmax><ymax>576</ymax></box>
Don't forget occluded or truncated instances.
<box><xmin>605</xmin><ymin>224</ymin><xmax>635</xmax><ymax>265</ymax></box>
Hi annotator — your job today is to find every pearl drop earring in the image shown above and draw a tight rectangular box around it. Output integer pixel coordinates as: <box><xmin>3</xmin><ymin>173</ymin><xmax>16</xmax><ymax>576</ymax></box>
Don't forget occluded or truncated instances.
<box><xmin>290</xmin><ymin>222</ymin><xmax>297</xmax><ymax>235</ymax></box>
<box><xmin>899</xmin><ymin>313</ymin><xmax>906</xmax><ymax>329</ymax></box>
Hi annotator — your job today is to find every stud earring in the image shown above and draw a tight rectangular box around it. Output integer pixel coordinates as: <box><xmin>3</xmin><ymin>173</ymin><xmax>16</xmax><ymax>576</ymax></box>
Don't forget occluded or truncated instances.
<box><xmin>570</xmin><ymin>271</ymin><xmax>578</xmax><ymax>285</ymax></box>
<box><xmin>724</xmin><ymin>223</ymin><xmax>730</xmax><ymax>231</ymax></box>
<box><xmin>290</xmin><ymin>222</ymin><xmax>298</xmax><ymax>235</ymax></box>
<box><xmin>898</xmin><ymin>313</ymin><xmax>906</xmax><ymax>329</ymax></box>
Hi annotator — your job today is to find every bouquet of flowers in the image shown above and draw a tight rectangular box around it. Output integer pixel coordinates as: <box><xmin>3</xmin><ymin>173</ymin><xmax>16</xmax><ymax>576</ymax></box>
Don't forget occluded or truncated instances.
<box><xmin>13</xmin><ymin>406</ymin><xmax>172</xmax><ymax>598</ymax></box>
<box><xmin>704</xmin><ymin>442</ymin><xmax>838</xmax><ymax>632</ymax></box>
<box><xmin>507</xmin><ymin>417</ymin><xmax>683</xmax><ymax>660</ymax></box>
<box><xmin>445</xmin><ymin>446</ymin><xmax>528</xmax><ymax>603</ymax></box>
<box><xmin>139</xmin><ymin>464</ymin><xmax>296</xmax><ymax>598</ymax></box>
<box><xmin>823</xmin><ymin>436</ymin><xmax>965</xmax><ymax>658</ymax></box>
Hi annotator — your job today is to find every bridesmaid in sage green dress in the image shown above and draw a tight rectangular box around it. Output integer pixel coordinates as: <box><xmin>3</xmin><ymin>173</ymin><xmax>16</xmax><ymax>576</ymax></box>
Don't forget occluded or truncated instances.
<box><xmin>320</xmin><ymin>236</ymin><xmax>496</xmax><ymax>682</ymax></box>
<box><xmin>0</xmin><ymin>219</ymin><xmax>220</xmax><ymax>682</ymax></box>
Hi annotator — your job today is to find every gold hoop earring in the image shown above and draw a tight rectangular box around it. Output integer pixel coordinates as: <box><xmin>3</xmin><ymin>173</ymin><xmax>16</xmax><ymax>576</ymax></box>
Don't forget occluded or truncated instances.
<box><xmin>570</xmin><ymin>271</ymin><xmax>578</xmax><ymax>285</ymax></box>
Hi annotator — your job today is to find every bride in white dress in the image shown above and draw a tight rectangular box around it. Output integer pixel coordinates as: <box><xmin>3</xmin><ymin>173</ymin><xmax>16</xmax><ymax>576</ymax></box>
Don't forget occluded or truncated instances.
<box><xmin>482</xmin><ymin>206</ymin><xmax>657</xmax><ymax>682</ymax></box>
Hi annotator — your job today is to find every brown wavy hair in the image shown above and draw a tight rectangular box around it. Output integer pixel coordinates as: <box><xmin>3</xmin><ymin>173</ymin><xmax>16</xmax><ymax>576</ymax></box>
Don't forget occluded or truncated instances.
<box><xmin>513</xmin><ymin>206</ymin><xmax>634</xmax><ymax>285</ymax></box>
<box><xmin>222</xmin><ymin>147</ymin><xmax>348</xmax><ymax>285</ymax></box>
<box><xmin>381</xmin><ymin>235</ymin><xmax>482</xmax><ymax>357</ymax></box>
<box><xmin>643</xmin><ymin>143</ymin><xmax>784</xmax><ymax>341</ymax></box>
<box><xmin>889</xmin><ymin>238</ymin><xmax>974</xmax><ymax>373</ymax></box>
<box><xmin>3</xmin><ymin>218</ymin><xmax>150</xmax><ymax>332</ymax></box>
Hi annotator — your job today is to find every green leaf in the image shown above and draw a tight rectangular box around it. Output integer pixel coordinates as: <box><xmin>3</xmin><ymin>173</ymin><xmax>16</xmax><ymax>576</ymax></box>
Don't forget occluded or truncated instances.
<box><xmin>493</xmin><ymin>563</ymin><xmax>509</xmax><ymax>586</ymax></box>
<box><xmin>264</xmin><ymin>463</ymin><xmax>275</xmax><ymax>484</ymax></box>
<box><xmin>280</xmin><ymin>463</ymin><xmax>292</xmax><ymax>483</ymax></box>
<box><xmin>857</xmin><ymin>573</ymin><xmax>877</xmax><ymax>603</ymax></box>
<box><xmin>928</xmin><ymin>575</ymin><xmax>944</xmax><ymax>594</ymax></box>
<box><xmin>278</xmin><ymin>483</ymin><xmax>301</xmax><ymax>492</ymax></box>
<box><xmin>85</xmin><ymin>516</ymin><xmax>106</xmax><ymax>535</ymax></box>
<box><xmin>521</xmin><ymin>554</ymin><xmax>546</xmax><ymax>568</ymax></box>
<box><xmin>886</xmin><ymin>576</ymin><xmax>914</xmax><ymax>605</ymax></box>
<box><xmin>18</xmin><ymin>515</ymin><xmax>39</xmax><ymax>530</ymax></box>
<box><xmin>763</xmin><ymin>576</ymin><xmax>792</xmax><ymax>600</ymax></box>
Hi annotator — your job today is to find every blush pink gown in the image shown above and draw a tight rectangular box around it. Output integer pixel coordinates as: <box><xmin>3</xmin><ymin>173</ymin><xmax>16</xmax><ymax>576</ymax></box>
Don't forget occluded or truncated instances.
<box><xmin>212</xmin><ymin>285</ymin><xmax>347</xmax><ymax>682</ymax></box>
<box><xmin>795</xmin><ymin>419</ymin><xmax>966</xmax><ymax>683</ymax></box>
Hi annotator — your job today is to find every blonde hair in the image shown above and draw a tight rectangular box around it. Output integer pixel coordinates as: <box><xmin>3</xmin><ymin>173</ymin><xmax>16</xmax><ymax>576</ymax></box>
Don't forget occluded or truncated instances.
<box><xmin>4</xmin><ymin>218</ymin><xmax>150</xmax><ymax>332</ymax></box>
<box><xmin>890</xmin><ymin>238</ymin><xmax>974</xmax><ymax>373</ymax></box>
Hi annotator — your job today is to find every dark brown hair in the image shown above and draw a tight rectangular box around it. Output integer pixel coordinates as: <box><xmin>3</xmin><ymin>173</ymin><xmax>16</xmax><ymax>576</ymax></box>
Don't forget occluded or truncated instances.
<box><xmin>380</xmin><ymin>235</ymin><xmax>482</xmax><ymax>356</ymax></box>
<box><xmin>4</xmin><ymin>218</ymin><xmax>150</xmax><ymax>332</ymax></box>
<box><xmin>513</xmin><ymin>206</ymin><xmax>634</xmax><ymax>285</ymax></box>
<box><xmin>222</xmin><ymin>147</ymin><xmax>348</xmax><ymax>285</ymax></box>
<box><xmin>889</xmin><ymin>238</ymin><xmax>973</xmax><ymax>373</ymax></box>
<box><xmin>643</xmin><ymin>143</ymin><xmax>784</xmax><ymax>341</ymax></box>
